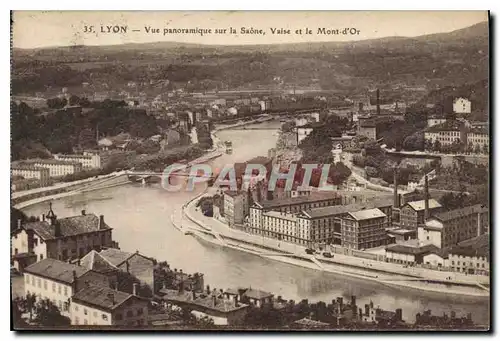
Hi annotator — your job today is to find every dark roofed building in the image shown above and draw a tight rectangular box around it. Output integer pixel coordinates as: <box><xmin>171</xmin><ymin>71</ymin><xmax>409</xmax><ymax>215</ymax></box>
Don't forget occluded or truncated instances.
<box><xmin>160</xmin><ymin>288</ymin><xmax>249</xmax><ymax>326</ymax></box>
<box><xmin>385</xmin><ymin>241</ymin><xmax>441</xmax><ymax>265</ymax></box>
<box><xmin>12</xmin><ymin>204</ymin><xmax>116</xmax><ymax>266</ymax></box>
<box><xmin>99</xmin><ymin>248</ymin><xmax>155</xmax><ymax>289</ymax></box>
<box><xmin>419</xmin><ymin>204</ymin><xmax>489</xmax><ymax>249</ymax></box>
<box><xmin>71</xmin><ymin>284</ymin><xmax>149</xmax><ymax>326</ymax></box>
<box><xmin>447</xmin><ymin>234</ymin><xmax>489</xmax><ymax>275</ymax></box>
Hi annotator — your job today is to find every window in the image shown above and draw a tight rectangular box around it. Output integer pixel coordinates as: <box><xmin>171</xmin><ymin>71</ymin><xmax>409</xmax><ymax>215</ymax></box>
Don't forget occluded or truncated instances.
<box><xmin>75</xmin><ymin>317</ymin><xmax>80</xmax><ymax>325</ymax></box>
<box><xmin>63</xmin><ymin>302</ymin><xmax>69</xmax><ymax>311</ymax></box>
<box><xmin>43</xmin><ymin>280</ymin><xmax>47</xmax><ymax>290</ymax></box>
<box><xmin>126</xmin><ymin>310</ymin><xmax>133</xmax><ymax>318</ymax></box>
<box><xmin>25</xmin><ymin>275</ymin><xmax>29</xmax><ymax>284</ymax></box>
<box><xmin>84</xmin><ymin>319</ymin><xmax>88</xmax><ymax>325</ymax></box>
<box><xmin>74</xmin><ymin>305</ymin><xmax>79</xmax><ymax>312</ymax></box>
<box><xmin>64</xmin><ymin>286</ymin><xmax>68</xmax><ymax>296</ymax></box>
<box><xmin>58</xmin><ymin>285</ymin><xmax>62</xmax><ymax>294</ymax></box>
<box><xmin>37</xmin><ymin>278</ymin><xmax>41</xmax><ymax>288</ymax></box>
<box><xmin>102</xmin><ymin>314</ymin><xmax>108</xmax><ymax>321</ymax></box>
<box><xmin>84</xmin><ymin>308</ymin><xmax>88</xmax><ymax>315</ymax></box>
<box><xmin>137</xmin><ymin>308</ymin><xmax>143</xmax><ymax>316</ymax></box>
<box><xmin>40</xmin><ymin>254</ymin><xmax>44</xmax><ymax>261</ymax></box>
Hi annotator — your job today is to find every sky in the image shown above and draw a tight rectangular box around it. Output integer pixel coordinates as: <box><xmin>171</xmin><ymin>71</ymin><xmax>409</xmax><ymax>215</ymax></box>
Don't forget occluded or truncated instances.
<box><xmin>12</xmin><ymin>11</ymin><xmax>488</xmax><ymax>49</ymax></box>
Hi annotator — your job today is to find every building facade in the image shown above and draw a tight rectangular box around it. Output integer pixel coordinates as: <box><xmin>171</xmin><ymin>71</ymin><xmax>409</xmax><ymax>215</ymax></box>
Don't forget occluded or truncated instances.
<box><xmin>466</xmin><ymin>127</ymin><xmax>489</xmax><ymax>151</ymax></box>
<box><xmin>11</xmin><ymin>166</ymin><xmax>50</xmax><ymax>186</ymax></box>
<box><xmin>30</xmin><ymin>160</ymin><xmax>83</xmax><ymax>177</ymax></box>
<box><xmin>453</xmin><ymin>97</ymin><xmax>472</xmax><ymax>114</ymax></box>
<box><xmin>399</xmin><ymin>199</ymin><xmax>442</xmax><ymax>230</ymax></box>
<box><xmin>23</xmin><ymin>258</ymin><xmax>109</xmax><ymax>317</ymax></box>
<box><xmin>54</xmin><ymin>153</ymin><xmax>101</xmax><ymax>169</ymax></box>
<box><xmin>223</xmin><ymin>191</ymin><xmax>248</xmax><ymax>227</ymax></box>
<box><xmin>417</xmin><ymin>204</ymin><xmax>489</xmax><ymax>249</ymax></box>
<box><xmin>11</xmin><ymin>206</ymin><xmax>116</xmax><ymax>267</ymax></box>
<box><xmin>340</xmin><ymin>208</ymin><xmax>388</xmax><ymax>250</ymax></box>
<box><xmin>71</xmin><ymin>284</ymin><xmax>149</xmax><ymax>326</ymax></box>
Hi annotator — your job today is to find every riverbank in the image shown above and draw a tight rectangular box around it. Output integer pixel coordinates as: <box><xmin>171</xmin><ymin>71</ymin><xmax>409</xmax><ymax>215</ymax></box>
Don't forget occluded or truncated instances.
<box><xmin>181</xmin><ymin>190</ymin><xmax>489</xmax><ymax>298</ymax></box>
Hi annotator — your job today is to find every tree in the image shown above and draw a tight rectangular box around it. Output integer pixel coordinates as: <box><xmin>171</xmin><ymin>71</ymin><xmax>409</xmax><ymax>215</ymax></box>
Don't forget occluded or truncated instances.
<box><xmin>433</xmin><ymin>140</ymin><xmax>441</xmax><ymax>152</ymax></box>
<box><xmin>69</xmin><ymin>95</ymin><xmax>81</xmax><ymax>106</ymax></box>
<box><xmin>474</xmin><ymin>144</ymin><xmax>481</xmax><ymax>154</ymax></box>
<box><xmin>365</xmin><ymin>166</ymin><xmax>379</xmax><ymax>178</ymax></box>
<box><xmin>33</xmin><ymin>298</ymin><xmax>71</xmax><ymax>327</ymax></box>
<box><xmin>482</xmin><ymin>143</ymin><xmax>488</xmax><ymax>154</ymax></box>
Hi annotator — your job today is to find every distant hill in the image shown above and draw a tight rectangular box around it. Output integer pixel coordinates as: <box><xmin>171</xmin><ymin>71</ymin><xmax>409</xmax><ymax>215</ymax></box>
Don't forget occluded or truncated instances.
<box><xmin>12</xmin><ymin>21</ymin><xmax>489</xmax><ymax>95</ymax></box>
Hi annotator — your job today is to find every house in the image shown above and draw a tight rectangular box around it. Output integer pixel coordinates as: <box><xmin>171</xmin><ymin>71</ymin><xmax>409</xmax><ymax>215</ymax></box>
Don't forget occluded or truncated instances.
<box><xmin>99</xmin><ymin>248</ymin><xmax>155</xmax><ymax>290</ymax></box>
<box><xmin>23</xmin><ymin>258</ymin><xmax>109</xmax><ymax>317</ymax></box>
<box><xmin>11</xmin><ymin>205</ymin><xmax>116</xmax><ymax>271</ymax></box>
<box><xmin>385</xmin><ymin>240</ymin><xmax>441</xmax><ymax>266</ymax></box>
<box><xmin>71</xmin><ymin>283</ymin><xmax>149</xmax><ymax>326</ymax></box>
<box><xmin>223</xmin><ymin>287</ymin><xmax>274</xmax><ymax>308</ymax></box>
<box><xmin>418</xmin><ymin>204</ymin><xmax>488</xmax><ymax>248</ymax></box>
<box><xmin>453</xmin><ymin>98</ymin><xmax>471</xmax><ymax>114</ymax></box>
<box><xmin>447</xmin><ymin>234</ymin><xmax>489</xmax><ymax>275</ymax></box>
<box><xmin>79</xmin><ymin>250</ymin><xmax>120</xmax><ymax>287</ymax></box>
<box><xmin>341</xmin><ymin>208</ymin><xmax>388</xmax><ymax>250</ymax></box>
<box><xmin>399</xmin><ymin>199</ymin><xmax>442</xmax><ymax>230</ymax></box>
<box><xmin>160</xmin><ymin>288</ymin><xmax>249</xmax><ymax>326</ymax></box>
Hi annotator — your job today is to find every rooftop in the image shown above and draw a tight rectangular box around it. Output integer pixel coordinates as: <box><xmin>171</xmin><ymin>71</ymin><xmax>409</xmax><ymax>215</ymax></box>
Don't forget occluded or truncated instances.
<box><xmin>72</xmin><ymin>284</ymin><xmax>133</xmax><ymax>312</ymax></box>
<box><xmin>11</xmin><ymin>165</ymin><xmax>49</xmax><ymax>172</ymax></box>
<box><xmin>99</xmin><ymin>248</ymin><xmax>135</xmax><ymax>267</ymax></box>
<box><xmin>257</xmin><ymin>192</ymin><xmax>340</xmax><ymax>210</ymax></box>
<box><xmin>348</xmin><ymin>208</ymin><xmax>386</xmax><ymax>221</ymax></box>
<box><xmin>80</xmin><ymin>250</ymin><xmax>118</xmax><ymax>274</ymax></box>
<box><xmin>432</xmin><ymin>204</ymin><xmax>488</xmax><ymax>222</ymax></box>
<box><xmin>386</xmin><ymin>241</ymin><xmax>440</xmax><ymax>256</ymax></box>
<box><xmin>425</xmin><ymin>120</ymin><xmax>464</xmax><ymax>133</ymax></box>
<box><xmin>24</xmin><ymin>213</ymin><xmax>111</xmax><ymax>241</ymax></box>
<box><xmin>449</xmin><ymin>234</ymin><xmax>490</xmax><ymax>259</ymax></box>
<box><xmin>160</xmin><ymin>289</ymin><xmax>249</xmax><ymax>314</ymax></box>
<box><xmin>21</xmin><ymin>159</ymin><xmax>82</xmax><ymax>166</ymax></box>
<box><xmin>406</xmin><ymin>199</ymin><xmax>442</xmax><ymax>212</ymax></box>
<box><xmin>24</xmin><ymin>258</ymin><xmax>89</xmax><ymax>284</ymax></box>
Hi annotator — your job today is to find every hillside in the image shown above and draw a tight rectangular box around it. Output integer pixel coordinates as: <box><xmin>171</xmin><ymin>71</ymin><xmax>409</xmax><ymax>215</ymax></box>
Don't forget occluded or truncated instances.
<box><xmin>11</xmin><ymin>21</ymin><xmax>489</xmax><ymax>95</ymax></box>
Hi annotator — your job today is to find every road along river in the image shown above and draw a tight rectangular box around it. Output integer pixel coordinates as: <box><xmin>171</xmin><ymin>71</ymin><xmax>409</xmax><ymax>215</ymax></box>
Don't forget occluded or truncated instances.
<box><xmin>21</xmin><ymin>121</ymin><xmax>489</xmax><ymax>324</ymax></box>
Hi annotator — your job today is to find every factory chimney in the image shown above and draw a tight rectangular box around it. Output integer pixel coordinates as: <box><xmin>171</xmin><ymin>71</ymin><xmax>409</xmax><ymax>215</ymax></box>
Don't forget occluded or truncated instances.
<box><xmin>424</xmin><ymin>175</ymin><xmax>430</xmax><ymax>221</ymax></box>
<box><xmin>393</xmin><ymin>168</ymin><xmax>399</xmax><ymax>208</ymax></box>
<box><xmin>376</xmin><ymin>89</ymin><xmax>381</xmax><ymax>116</ymax></box>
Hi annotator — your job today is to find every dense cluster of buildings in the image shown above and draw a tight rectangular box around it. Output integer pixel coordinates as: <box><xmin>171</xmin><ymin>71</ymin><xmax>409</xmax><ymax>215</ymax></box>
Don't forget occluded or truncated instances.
<box><xmin>214</xmin><ymin>160</ymin><xmax>490</xmax><ymax>275</ymax></box>
<box><xmin>424</xmin><ymin>98</ymin><xmax>489</xmax><ymax>153</ymax></box>
<box><xmin>11</xmin><ymin>152</ymin><xmax>102</xmax><ymax>191</ymax></box>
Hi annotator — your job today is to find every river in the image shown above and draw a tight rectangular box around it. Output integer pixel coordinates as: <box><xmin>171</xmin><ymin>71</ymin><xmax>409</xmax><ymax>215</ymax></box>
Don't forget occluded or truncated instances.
<box><xmin>21</xmin><ymin>120</ymin><xmax>489</xmax><ymax>324</ymax></box>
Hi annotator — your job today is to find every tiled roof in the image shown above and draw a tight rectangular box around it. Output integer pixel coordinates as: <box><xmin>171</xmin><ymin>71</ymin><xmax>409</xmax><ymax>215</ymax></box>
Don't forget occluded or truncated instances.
<box><xmin>72</xmin><ymin>284</ymin><xmax>132</xmax><ymax>311</ymax></box>
<box><xmin>449</xmin><ymin>234</ymin><xmax>490</xmax><ymax>259</ymax></box>
<box><xmin>160</xmin><ymin>289</ymin><xmax>248</xmax><ymax>313</ymax></box>
<box><xmin>24</xmin><ymin>258</ymin><xmax>89</xmax><ymax>284</ymax></box>
<box><xmin>99</xmin><ymin>248</ymin><xmax>134</xmax><ymax>267</ymax></box>
<box><xmin>406</xmin><ymin>199</ymin><xmax>442</xmax><ymax>212</ymax></box>
<box><xmin>433</xmin><ymin>204</ymin><xmax>488</xmax><ymax>222</ymax></box>
<box><xmin>80</xmin><ymin>250</ymin><xmax>118</xmax><ymax>274</ymax></box>
<box><xmin>24</xmin><ymin>214</ymin><xmax>111</xmax><ymax>240</ymax></box>
<box><xmin>348</xmin><ymin>208</ymin><xmax>386</xmax><ymax>221</ymax></box>
<box><xmin>386</xmin><ymin>243</ymin><xmax>440</xmax><ymax>256</ymax></box>
<box><xmin>244</xmin><ymin>288</ymin><xmax>273</xmax><ymax>300</ymax></box>
<box><xmin>259</xmin><ymin>192</ymin><xmax>340</xmax><ymax>210</ymax></box>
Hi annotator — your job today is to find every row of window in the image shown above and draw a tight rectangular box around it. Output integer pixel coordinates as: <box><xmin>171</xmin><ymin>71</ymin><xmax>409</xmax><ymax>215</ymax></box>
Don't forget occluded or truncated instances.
<box><xmin>25</xmin><ymin>275</ymin><xmax>69</xmax><ymax>296</ymax></box>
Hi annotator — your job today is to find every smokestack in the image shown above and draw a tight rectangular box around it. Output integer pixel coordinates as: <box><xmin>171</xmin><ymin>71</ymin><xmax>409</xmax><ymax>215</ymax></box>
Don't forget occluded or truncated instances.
<box><xmin>107</xmin><ymin>293</ymin><xmax>115</xmax><ymax>305</ymax></box>
<box><xmin>133</xmin><ymin>283</ymin><xmax>138</xmax><ymax>296</ymax></box>
<box><xmin>81</xmin><ymin>210</ymin><xmax>86</xmax><ymax>216</ymax></box>
<box><xmin>99</xmin><ymin>215</ymin><xmax>105</xmax><ymax>229</ymax></box>
<box><xmin>396</xmin><ymin>308</ymin><xmax>403</xmax><ymax>321</ymax></box>
<box><xmin>73</xmin><ymin>270</ymin><xmax>78</xmax><ymax>292</ymax></box>
<box><xmin>376</xmin><ymin>89</ymin><xmax>380</xmax><ymax>115</ymax></box>
<box><xmin>393</xmin><ymin>168</ymin><xmax>399</xmax><ymax>208</ymax></box>
<box><xmin>424</xmin><ymin>175</ymin><xmax>430</xmax><ymax>221</ymax></box>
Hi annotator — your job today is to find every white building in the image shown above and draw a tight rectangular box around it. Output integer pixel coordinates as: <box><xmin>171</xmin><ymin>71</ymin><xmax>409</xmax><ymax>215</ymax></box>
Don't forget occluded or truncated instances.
<box><xmin>11</xmin><ymin>166</ymin><xmax>50</xmax><ymax>186</ymax></box>
<box><xmin>261</xmin><ymin>211</ymin><xmax>298</xmax><ymax>242</ymax></box>
<box><xmin>71</xmin><ymin>283</ymin><xmax>149</xmax><ymax>326</ymax></box>
<box><xmin>427</xmin><ymin>117</ymin><xmax>447</xmax><ymax>128</ymax></box>
<box><xmin>453</xmin><ymin>98</ymin><xmax>472</xmax><ymax>114</ymax></box>
<box><xmin>23</xmin><ymin>258</ymin><xmax>109</xmax><ymax>317</ymax></box>
<box><xmin>54</xmin><ymin>153</ymin><xmax>101</xmax><ymax>169</ymax></box>
<box><xmin>30</xmin><ymin>160</ymin><xmax>83</xmax><ymax>177</ymax></box>
<box><xmin>466</xmin><ymin>127</ymin><xmax>489</xmax><ymax>151</ymax></box>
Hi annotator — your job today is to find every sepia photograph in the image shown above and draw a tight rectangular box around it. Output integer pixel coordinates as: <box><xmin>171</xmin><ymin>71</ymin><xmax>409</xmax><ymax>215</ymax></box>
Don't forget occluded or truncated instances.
<box><xmin>10</xmin><ymin>10</ymin><xmax>490</xmax><ymax>331</ymax></box>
